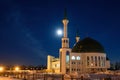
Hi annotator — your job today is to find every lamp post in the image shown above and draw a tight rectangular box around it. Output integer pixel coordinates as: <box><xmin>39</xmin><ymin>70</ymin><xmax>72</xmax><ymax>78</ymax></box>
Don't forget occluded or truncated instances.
<box><xmin>15</xmin><ymin>66</ymin><xmax>20</xmax><ymax>72</ymax></box>
<box><xmin>0</xmin><ymin>66</ymin><xmax>4</xmax><ymax>72</ymax></box>
<box><xmin>14</xmin><ymin>66</ymin><xmax>20</xmax><ymax>78</ymax></box>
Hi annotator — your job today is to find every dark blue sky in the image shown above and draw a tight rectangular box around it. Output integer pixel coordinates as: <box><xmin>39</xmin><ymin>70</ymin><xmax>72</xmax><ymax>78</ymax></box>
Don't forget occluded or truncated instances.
<box><xmin>0</xmin><ymin>0</ymin><xmax>120</xmax><ymax>65</ymax></box>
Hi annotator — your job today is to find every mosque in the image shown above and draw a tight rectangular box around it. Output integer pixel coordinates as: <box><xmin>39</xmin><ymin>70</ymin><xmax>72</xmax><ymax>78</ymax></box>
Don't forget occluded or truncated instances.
<box><xmin>47</xmin><ymin>12</ymin><xmax>110</xmax><ymax>74</ymax></box>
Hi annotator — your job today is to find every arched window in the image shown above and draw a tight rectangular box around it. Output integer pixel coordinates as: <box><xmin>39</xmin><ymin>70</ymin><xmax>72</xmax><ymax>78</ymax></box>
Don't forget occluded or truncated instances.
<box><xmin>71</xmin><ymin>56</ymin><xmax>75</xmax><ymax>60</ymax></box>
<box><xmin>66</xmin><ymin>51</ymin><xmax>70</xmax><ymax>63</ymax></box>
<box><xmin>76</xmin><ymin>56</ymin><xmax>80</xmax><ymax>60</ymax></box>
<box><xmin>66</xmin><ymin>51</ymin><xmax>69</xmax><ymax>55</ymax></box>
<box><xmin>64</xmin><ymin>40</ymin><xmax>65</xmax><ymax>43</ymax></box>
<box><xmin>66</xmin><ymin>40</ymin><xmax>68</xmax><ymax>43</ymax></box>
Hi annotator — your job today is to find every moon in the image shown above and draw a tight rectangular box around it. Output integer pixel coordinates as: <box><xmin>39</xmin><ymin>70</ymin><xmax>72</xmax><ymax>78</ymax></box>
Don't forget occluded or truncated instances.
<box><xmin>56</xmin><ymin>29</ymin><xmax>63</xmax><ymax>36</ymax></box>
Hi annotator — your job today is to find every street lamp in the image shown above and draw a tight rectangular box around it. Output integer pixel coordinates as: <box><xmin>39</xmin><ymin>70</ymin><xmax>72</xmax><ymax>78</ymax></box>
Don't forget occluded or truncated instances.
<box><xmin>14</xmin><ymin>66</ymin><xmax>20</xmax><ymax>78</ymax></box>
<box><xmin>0</xmin><ymin>66</ymin><xmax>4</xmax><ymax>76</ymax></box>
<box><xmin>0</xmin><ymin>66</ymin><xmax>4</xmax><ymax>72</ymax></box>
<box><xmin>15</xmin><ymin>66</ymin><xmax>20</xmax><ymax>72</ymax></box>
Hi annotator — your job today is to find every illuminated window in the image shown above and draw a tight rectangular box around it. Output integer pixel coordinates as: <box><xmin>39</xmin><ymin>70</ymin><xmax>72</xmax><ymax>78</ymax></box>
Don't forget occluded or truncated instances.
<box><xmin>55</xmin><ymin>64</ymin><xmax>57</xmax><ymax>67</ymax></box>
<box><xmin>71</xmin><ymin>56</ymin><xmax>75</xmax><ymax>60</ymax></box>
<box><xmin>57</xmin><ymin>64</ymin><xmax>60</xmax><ymax>67</ymax></box>
<box><xmin>66</xmin><ymin>51</ymin><xmax>69</xmax><ymax>63</ymax></box>
<box><xmin>76</xmin><ymin>56</ymin><xmax>80</xmax><ymax>60</ymax></box>
<box><xmin>66</xmin><ymin>55</ymin><xmax>69</xmax><ymax>62</ymax></box>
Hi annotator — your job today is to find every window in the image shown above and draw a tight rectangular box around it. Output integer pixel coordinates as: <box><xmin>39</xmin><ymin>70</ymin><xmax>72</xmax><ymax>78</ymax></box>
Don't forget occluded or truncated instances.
<box><xmin>55</xmin><ymin>64</ymin><xmax>57</xmax><ymax>67</ymax></box>
<box><xmin>91</xmin><ymin>56</ymin><xmax>93</xmax><ymax>62</ymax></box>
<box><xmin>66</xmin><ymin>40</ymin><xmax>68</xmax><ymax>43</ymax></box>
<box><xmin>95</xmin><ymin>56</ymin><xmax>97</xmax><ymax>66</ymax></box>
<box><xmin>71</xmin><ymin>56</ymin><xmax>75</xmax><ymax>60</ymax></box>
<box><xmin>101</xmin><ymin>57</ymin><xmax>103</xmax><ymax>67</ymax></box>
<box><xmin>98</xmin><ymin>56</ymin><xmax>100</xmax><ymax>67</ymax></box>
<box><xmin>87</xmin><ymin>56</ymin><xmax>89</xmax><ymax>66</ymax></box>
<box><xmin>76</xmin><ymin>56</ymin><xmax>80</xmax><ymax>60</ymax></box>
<box><xmin>91</xmin><ymin>56</ymin><xmax>94</xmax><ymax>67</ymax></box>
<box><xmin>57</xmin><ymin>64</ymin><xmax>60</xmax><ymax>67</ymax></box>
<box><xmin>66</xmin><ymin>51</ymin><xmax>70</xmax><ymax>63</ymax></box>
<box><xmin>74</xmin><ymin>69</ymin><xmax>76</xmax><ymax>71</ymax></box>
<box><xmin>72</xmin><ymin>68</ymin><xmax>73</xmax><ymax>71</ymax></box>
<box><xmin>71</xmin><ymin>62</ymin><xmax>76</xmax><ymax>64</ymax></box>
<box><xmin>64</xmin><ymin>40</ymin><xmax>65</xmax><ymax>43</ymax></box>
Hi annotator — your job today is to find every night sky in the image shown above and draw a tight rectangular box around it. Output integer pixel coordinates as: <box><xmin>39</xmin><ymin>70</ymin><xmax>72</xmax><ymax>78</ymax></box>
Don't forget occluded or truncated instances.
<box><xmin>0</xmin><ymin>0</ymin><xmax>120</xmax><ymax>65</ymax></box>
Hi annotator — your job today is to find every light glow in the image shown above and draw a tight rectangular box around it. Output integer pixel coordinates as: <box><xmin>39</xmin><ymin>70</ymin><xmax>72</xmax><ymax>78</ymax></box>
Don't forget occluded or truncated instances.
<box><xmin>0</xmin><ymin>66</ymin><xmax>4</xmax><ymax>72</ymax></box>
<box><xmin>76</xmin><ymin>56</ymin><xmax>80</xmax><ymax>60</ymax></box>
<box><xmin>56</xmin><ymin>29</ymin><xmax>63</xmax><ymax>36</ymax></box>
<box><xmin>15</xmin><ymin>66</ymin><xmax>20</xmax><ymax>71</ymax></box>
<box><xmin>71</xmin><ymin>56</ymin><xmax>75</xmax><ymax>60</ymax></box>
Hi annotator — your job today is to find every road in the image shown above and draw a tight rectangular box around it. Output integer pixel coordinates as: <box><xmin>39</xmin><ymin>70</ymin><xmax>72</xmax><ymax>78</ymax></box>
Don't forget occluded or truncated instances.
<box><xmin>0</xmin><ymin>77</ymin><xmax>21</xmax><ymax>80</ymax></box>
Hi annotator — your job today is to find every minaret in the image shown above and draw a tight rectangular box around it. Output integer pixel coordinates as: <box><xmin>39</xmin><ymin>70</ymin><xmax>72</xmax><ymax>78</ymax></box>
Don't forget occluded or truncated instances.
<box><xmin>59</xmin><ymin>10</ymin><xmax>71</xmax><ymax>74</ymax></box>
<box><xmin>62</xmin><ymin>9</ymin><xmax>69</xmax><ymax>48</ymax></box>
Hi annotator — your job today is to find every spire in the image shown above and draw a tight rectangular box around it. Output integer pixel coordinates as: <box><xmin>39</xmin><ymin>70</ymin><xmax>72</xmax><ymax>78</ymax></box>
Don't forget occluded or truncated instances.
<box><xmin>64</xmin><ymin>8</ymin><xmax>67</xmax><ymax>19</ymax></box>
<box><xmin>62</xmin><ymin>8</ymin><xmax>69</xmax><ymax>38</ymax></box>
<box><xmin>76</xmin><ymin>29</ymin><xmax>79</xmax><ymax>37</ymax></box>
<box><xmin>76</xmin><ymin>29</ymin><xmax>80</xmax><ymax>43</ymax></box>
<box><xmin>62</xmin><ymin>9</ymin><xmax>69</xmax><ymax>48</ymax></box>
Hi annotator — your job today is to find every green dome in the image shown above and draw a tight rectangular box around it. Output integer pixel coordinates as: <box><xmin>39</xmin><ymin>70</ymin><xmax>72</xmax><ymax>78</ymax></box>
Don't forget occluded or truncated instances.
<box><xmin>72</xmin><ymin>37</ymin><xmax>105</xmax><ymax>53</ymax></box>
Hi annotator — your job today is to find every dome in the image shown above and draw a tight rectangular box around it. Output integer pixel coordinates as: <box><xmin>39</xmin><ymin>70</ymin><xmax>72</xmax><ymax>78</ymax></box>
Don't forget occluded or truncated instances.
<box><xmin>72</xmin><ymin>37</ymin><xmax>105</xmax><ymax>53</ymax></box>
<box><xmin>106</xmin><ymin>57</ymin><xmax>110</xmax><ymax>60</ymax></box>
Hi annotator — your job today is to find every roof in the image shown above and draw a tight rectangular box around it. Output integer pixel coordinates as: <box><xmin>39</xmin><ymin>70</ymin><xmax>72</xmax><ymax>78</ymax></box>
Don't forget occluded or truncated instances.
<box><xmin>106</xmin><ymin>57</ymin><xmax>110</xmax><ymax>60</ymax></box>
<box><xmin>72</xmin><ymin>37</ymin><xmax>105</xmax><ymax>53</ymax></box>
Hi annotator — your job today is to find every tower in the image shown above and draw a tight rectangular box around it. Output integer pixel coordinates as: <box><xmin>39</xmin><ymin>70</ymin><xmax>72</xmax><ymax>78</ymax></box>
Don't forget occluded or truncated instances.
<box><xmin>59</xmin><ymin>10</ymin><xmax>71</xmax><ymax>74</ymax></box>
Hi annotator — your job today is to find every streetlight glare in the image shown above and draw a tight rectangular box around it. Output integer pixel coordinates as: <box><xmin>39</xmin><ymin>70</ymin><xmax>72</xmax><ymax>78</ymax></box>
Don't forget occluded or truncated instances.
<box><xmin>15</xmin><ymin>66</ymin><xmax>20</xmax><ymax>71</ymax></box>
<box><xmin>57</xmin><ymin>29</ymin><xmax>63</xmax><ymax>36</ymax></box>
<box><xmin>0</xmin><ymin>66</ymin><xmax>4</xmax><ymax>72</ymax></box>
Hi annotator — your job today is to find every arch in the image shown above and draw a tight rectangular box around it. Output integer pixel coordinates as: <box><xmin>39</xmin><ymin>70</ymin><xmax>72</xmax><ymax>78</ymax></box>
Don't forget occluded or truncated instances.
<box><xmin>71</xmin><ymin>56</ymin><xmax>75</xmax><ymax>60</ymax></box>
<box><xmin>66</xmin><ymin>40</ymin><xmax>68</xmax><ymax>43</ymax></box>
<box><xmin>66</xmin><ymin>51</ymin><xmax>69</xmax><ymax>55</ymax></box>
<box><xmin>64</xmin><ymin>40</ymin><xmax>65</xmax><ymax>43</ymax></box>
<box><xmin>76</xmin><ymin>56</ymin><xmax>80</xmax><ymax>60</ymax></box>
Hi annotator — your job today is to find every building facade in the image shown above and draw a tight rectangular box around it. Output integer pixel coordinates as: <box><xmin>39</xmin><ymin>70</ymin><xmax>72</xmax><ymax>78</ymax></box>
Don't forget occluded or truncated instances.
<box><xmin>47</xmin><ymin>13</ymin><xmax>110</xmax><ymax>74</ymax></box>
